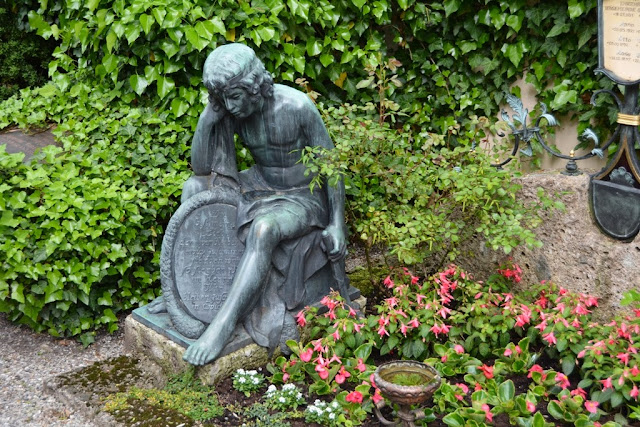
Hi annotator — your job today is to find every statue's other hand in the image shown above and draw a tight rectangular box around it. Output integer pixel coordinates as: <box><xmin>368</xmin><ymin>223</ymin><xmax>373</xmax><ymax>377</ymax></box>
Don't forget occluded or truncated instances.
<box><xmin>322</xmin><ymin>225</ymin><xmax>346</xmax><ymax>262</ymax></box>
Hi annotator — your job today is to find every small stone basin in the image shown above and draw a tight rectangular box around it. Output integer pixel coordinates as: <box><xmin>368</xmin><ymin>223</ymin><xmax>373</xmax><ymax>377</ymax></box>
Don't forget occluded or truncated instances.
<box><xmin>373</xmin><ymin>360</ymin><xmax>441</xmax><ymax>406</ymax></box>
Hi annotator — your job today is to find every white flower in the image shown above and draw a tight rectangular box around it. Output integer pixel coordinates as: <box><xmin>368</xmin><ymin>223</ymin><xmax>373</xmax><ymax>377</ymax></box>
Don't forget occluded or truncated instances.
<box><xmin>278</xmin><ymin>396</ymin><xmax>286</xmax><ymax>403</ymax></box>
<box><xmin>331</xmin><ymin>401</ymin><xmax>340</xmax><ymax>409</ymax></box>
<box><xmin>267</xmin><ymin>384</ymin><xmax>277</xmax><ymax>392</ymax></box>
<box><xmin>237</xmin><ymin>377</ymin><xmax>246</xmax><ymax>383</ymax></box>
<box><xmin>237</xmin><ymin>369</ymin><xmax>245</xmax><ymax>374</ymax></box>
<box><xmin>329</xmin><ymin>412</ymin><xmax>336</xmax><ymax>420</ymax></box>
<box><xmin>247</xmin><ymin>370</ymin><xmax>258</xmax><ymax>375</ymax></box>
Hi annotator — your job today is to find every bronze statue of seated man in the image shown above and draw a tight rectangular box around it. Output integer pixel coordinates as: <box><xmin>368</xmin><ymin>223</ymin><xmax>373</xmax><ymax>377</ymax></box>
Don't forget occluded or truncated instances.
<box><xmin>164</xmin><ymin>43</ymin><xmax>347</xmax><ymax>366</ymax></box>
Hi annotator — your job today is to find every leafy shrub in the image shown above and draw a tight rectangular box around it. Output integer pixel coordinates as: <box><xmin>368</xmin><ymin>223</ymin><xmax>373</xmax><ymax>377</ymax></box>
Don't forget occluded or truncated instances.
<box><xmin>0</xmin><ymin>6</ymin><xmax>55</xmax><ymax>101</ymax></box>
<box><xmin>0</xmin><ymin>80</ymin><xmax>189</xmax><ymax>342</ymax></box>
<box><xmin>302</xmin><ymin>103</ymin><xmax>561</xmax><ymax>271</ymax></box>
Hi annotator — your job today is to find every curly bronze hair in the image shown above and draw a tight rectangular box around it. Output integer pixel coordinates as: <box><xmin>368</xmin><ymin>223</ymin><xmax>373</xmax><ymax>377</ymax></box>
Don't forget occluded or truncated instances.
<box><xmin>203</xmin><ymin>44</ymin><xmax>274</xmax><ymax>107</ymax></box>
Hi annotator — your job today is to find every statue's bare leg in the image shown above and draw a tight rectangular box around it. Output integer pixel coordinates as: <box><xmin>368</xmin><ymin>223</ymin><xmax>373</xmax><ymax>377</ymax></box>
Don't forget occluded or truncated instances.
<box><xmin>183</xmin><ymin>211</ymin><xmax>311</xmax><ymax>365</ymax></box>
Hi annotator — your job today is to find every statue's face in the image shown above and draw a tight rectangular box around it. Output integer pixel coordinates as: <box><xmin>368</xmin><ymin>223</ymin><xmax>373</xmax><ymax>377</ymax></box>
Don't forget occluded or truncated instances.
<box><xmin>223</xmin><ymin>87</ymin><xmax>259</xmax><ymax>119</ymax></box>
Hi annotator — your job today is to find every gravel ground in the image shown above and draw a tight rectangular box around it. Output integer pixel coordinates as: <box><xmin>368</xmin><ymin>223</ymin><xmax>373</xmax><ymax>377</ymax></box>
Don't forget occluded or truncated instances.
<box><xmin>0</xmin><ymin>314</ymin><xmax>127</xmax><ymax>427</ymax></box>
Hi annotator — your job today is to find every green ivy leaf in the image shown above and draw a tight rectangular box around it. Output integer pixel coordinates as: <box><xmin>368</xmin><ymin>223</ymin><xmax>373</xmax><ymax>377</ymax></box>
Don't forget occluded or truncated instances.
<box><xmin>139</xmin><ymin>14</ymin><xmax>154</xmax><ymax>34</ymax></box>
<box><xmin>125</xmin><ymin>25</ymin><xmax>141</xmax><ymax>45</ymax></box>
<box><xmin>157</xmin><ymin>75</ymin><xmax>175</xmax><ymax>99</ymax></box>
<box><xmin>568</xmin><ymin>0</ymin><xmax>586</xmax><ymax>19</ymax></box>
<box><xmin>171</xmin><ymin>97</ymin><xmax>189</xmax><ymax>118</ymax></box>
<box><xmin>444</xmin><ymin>0</ymin><xmax>461</xmax><ymax>17</ymax></box>
<box><xmin>306</xmin><ymin>38</ymin><xmax>322</xmax><ymax>56</ymax></box>
<box><xmin>152</xmin><ymin>7</ymin><xmax>167</xmax><ymax>26</ymax></box>
<box><xmin>210</xmin><ymin>16</ymin><xmax>226</xmax><ymax>35</ymax></box>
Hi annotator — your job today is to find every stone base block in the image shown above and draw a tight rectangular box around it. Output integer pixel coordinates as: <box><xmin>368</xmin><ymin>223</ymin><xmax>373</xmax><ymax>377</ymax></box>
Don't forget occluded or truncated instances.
<box><xmin>124</xmin><ymin>315</ymin><xmax>271</xmax><ymax>385</ymax></box>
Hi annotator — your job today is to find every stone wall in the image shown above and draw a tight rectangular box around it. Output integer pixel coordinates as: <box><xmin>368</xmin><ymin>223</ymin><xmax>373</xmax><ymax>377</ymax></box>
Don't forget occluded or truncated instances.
<box><xmin>457</xmin><ymin>171</ymin><xmax>640</xmax><ymax>317</ymax></box>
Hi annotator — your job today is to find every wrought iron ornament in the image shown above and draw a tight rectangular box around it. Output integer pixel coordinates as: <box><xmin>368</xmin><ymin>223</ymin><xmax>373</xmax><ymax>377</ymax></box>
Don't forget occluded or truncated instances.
<box><xmin>496</xmin><ymin>0</ymin><xmax>640</xmax><ymax>241</ymax></box>
<box><xmin>589</xmin><ymin>0</ymin><xmax>640</xmax><ymax>241</ymax></box>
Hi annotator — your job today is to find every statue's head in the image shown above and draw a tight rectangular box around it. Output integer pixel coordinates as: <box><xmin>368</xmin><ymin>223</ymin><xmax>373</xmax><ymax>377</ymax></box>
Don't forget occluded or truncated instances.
<box><xmin>203</xmin><ymin>44</ymin><xmax>274</xmax><ymax>117</ymax></box>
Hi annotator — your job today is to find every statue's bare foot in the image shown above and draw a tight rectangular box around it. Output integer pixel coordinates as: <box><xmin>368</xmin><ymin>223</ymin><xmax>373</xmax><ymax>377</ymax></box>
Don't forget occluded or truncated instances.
<box><xmin>183</xmin><ymin>336</ymin><xmax>225</xmax><ymax>366</ymax></box>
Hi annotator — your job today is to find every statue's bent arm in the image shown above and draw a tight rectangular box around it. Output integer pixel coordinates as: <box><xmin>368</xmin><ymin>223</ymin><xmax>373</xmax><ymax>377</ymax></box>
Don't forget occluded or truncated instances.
<box><xmin>190</xmin><ymin>102</ymin><xmax>226</xmax><ymax>175</ymax></box>
<box><xmin>302</xmin><ymin>100</ymin><xmax>347</xmax><ymax>259</ymax></box>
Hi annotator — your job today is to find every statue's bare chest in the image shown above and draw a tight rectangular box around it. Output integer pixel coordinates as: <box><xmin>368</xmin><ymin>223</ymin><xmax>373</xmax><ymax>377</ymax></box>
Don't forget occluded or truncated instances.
<box><xmin>238</xmin><ymin>115</ymin><xmax>303</xmax><ymax>166</ymax></box>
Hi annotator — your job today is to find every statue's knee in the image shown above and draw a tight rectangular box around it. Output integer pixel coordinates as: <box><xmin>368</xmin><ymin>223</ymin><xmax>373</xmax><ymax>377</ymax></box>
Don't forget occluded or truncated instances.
<box><xmin>248</xmin><ymin>217</ymin><xmax>280</xmax><ymax>246</ymax></box>
<box><xmin>181</xmin><ymin>175</ymin><xmax>209</xmax><ymax>203</ymax></box>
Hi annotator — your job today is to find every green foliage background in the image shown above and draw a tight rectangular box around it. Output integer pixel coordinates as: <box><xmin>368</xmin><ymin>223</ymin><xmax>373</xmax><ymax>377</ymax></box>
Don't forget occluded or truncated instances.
<box><xmin>0</xmin><ymin>0</ymin><xmax>604</xmax><ymax>339</ymax></box>
<box><xmin>0</xmin><ymin>5</ymin><xmax>55</xmax><ymax>101</ymax></box>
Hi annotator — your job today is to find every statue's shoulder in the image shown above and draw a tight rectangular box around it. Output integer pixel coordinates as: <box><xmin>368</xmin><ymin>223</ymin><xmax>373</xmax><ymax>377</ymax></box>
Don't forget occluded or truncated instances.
<box><xmin>272</xmin><ymin>84</ymin><xmax>316</xmax><ymax>116</ymax></box>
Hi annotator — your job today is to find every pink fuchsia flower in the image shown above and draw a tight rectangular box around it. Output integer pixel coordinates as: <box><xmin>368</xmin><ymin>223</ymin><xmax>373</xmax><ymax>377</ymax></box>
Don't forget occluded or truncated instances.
<box><xmin>331</xmin><ymin>330</ymin><xmax>340</xmax><ymax>341</ymax></box>
<box><xmin>585</xmin><ymin>400</ymin><xmax>599</xmax><ymax>414</ymax></box>
<box><xmin>573</xmin><ymin>303</ymin><xmax>590</xmax><ymax>316</ymax></box>
<box><xmin>407</xmin><ymin>318</ymin><xmax>420</xmax><ymax>328</ymax></box>
<box><xmin>480</xmin><ymin>364</ymin><xmax>494</xmax><ymax>379</ymax></box>
<box><xmin>600</xmin><ymin>377</ymin><xmax>613</xmax><ymax>390</ymax></box>
<box><xmin>454</xmin><ymin>344</ymin><xmax>465</xmax><ymax>354</ymax></box>
<box><xmin>543</xmin><ymin>331</ymin><xmax>557</xmax><ymax>345</ymax></box>
<box><xmin>619</xmin><ymin>376</ymin><xmax>626</xmax><ymax>387</ymax></box>
<box><xmin>410</xmin><ymin>275</ymin><xmax>419</xmax><ymax>284</ymax></box>
<box><xmin>383</xmin><ymin>276</ymin><xmax>394</xmax><ymax>288</ymax></box>
<box><xmin>630</xmin><ymin>384</ymin><xmax>639</xmax><ymax>400</ymax></box>
<box><xmin>437</xmin><ymin>306</ymin><xmax>452</xmax><ymax>319</ymax></box>
<box><xmin>618</xmin><ymin>352</ymin><xmax>630</xmax><ymax>365</ymax></box>
<box><xmin>295</xmin><ymin>310</ymin><xmax>307</xmax><ymax>327</ymax></box>
<box><xmin>300</xmin><ymin>348</ymin><xmax>313</xmax><ymax>362</ymax></box>
<box><xmin>356</xmin><ymin>358</ymin><xmax>367</xmax><ymax>373</ymax></box>
<box><xmin>345</xmin><ymin>390</ymin><xmax>363</xmax><ymax>404</ymax></box>
<box><xmin>481</xmin><ymin>404</ymin><xmax>493</xmax><ymax>422</ymax></box>
<box><xmin>577</xmin><ymin>349</ymin><xmax>587</xmax><ymax>358</ymax></box>
<box><xmin>631</xmin><ymin>365</ymin><xmax>640</xmax><ymax>377</ymax></box>
<box><xmin>526</xmin><ymin>401</ymin><xmax>536</xmax><ymax>412</ymax></box>
<box><xmin>320</xmin><ymin>296</ymin><xmax>338</xmax><ymax>310</ymax></box>
<box><xmin>353</xmin><ymin>322</ymin><xmax>365</xmax><ymax>333</ymax></box>
<box><xmin>399</xmin><ymin>323</ymin><xmax>408</xmax><ymax>337</ymax></box>
<box><xmin>348</xmin><ymin>306</ymin><xmax>357</xmax><ymax>317</ymax></box>
<box><xmin>377</xmin><ymin>325</ymin><xmax>389</xmax><ymax>337</ymax></box>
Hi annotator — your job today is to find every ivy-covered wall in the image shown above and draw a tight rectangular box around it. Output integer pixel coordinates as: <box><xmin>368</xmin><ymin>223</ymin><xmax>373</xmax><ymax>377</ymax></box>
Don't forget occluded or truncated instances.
<box><xmin>16</xmin><ymin>0</ymin><xmax>612</xmax><ymax>136</ymax></box>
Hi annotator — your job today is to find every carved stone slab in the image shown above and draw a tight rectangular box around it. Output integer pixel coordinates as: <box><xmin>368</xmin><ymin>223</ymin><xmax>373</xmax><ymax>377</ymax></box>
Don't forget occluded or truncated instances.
<box><xmin>160</xmin><ymin>187</ymin><xmax>245</xmax><ymax>338</ymax></box>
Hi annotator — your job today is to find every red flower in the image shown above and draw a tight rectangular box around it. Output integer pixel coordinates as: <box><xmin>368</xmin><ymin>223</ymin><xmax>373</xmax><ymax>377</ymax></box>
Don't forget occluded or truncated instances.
<box><xmin>481</xmin><ymin>404</ymin><xmax>493</xmax><ymax>422</ymax></box>
<box><xmin>383</xmin><ymin>276</ymin><xmax>394</xmax><ymax>288</ymax></box>
<box><xmin>542</xmin><ymin>331</ymin><xmax>557</xmax><ymax>345</ymax></box>
<box><xmin>526</xmin><ymin>401</ymin><xmax>536</xmax><ymax>413</ymax></box>
<box><xmin>480</xmin><ymin>364</ymin><xmax>494</xmax><ymax>379</ymax></box>
<box><xmin>630</xmin><ymin>384</ymin><xmax>639</xmax><ymax>400</ymax></box>
<box><xmin>295</xmin><ymin>310</ymin><xmax>307</xmax><ymax>327</ymax></box>
<box><xmin>335</xmin><ymin>367</ymin><xmax>351</xmax><ymax>384</ymax></box>
<box><xmin>300</xmin><ymin>348</ymin><xmax>313</xmax><ymax>362</ymax></box>
<box><xmin>600</xmin><ymin>377</ymin><xmax>613</xmax><ymax>390</ymax></box>
<box><xmin>585</xmin><ymin>400</ymin><xmax>599</xmax><ymax>414</ymax></box>
<box><xmin>356</xmin><ymin>358</ymin><xmax>367</xmax><ymax>373</ymax></box>
<box><xmin>454</xmin><ymin>344</ymin><xmax>465</xmax><ymax>354</ymax></box>
<box><xmin>345</xmin><ymin>391</ymin><xmax>363</xmax><ymax>404</ymax></box>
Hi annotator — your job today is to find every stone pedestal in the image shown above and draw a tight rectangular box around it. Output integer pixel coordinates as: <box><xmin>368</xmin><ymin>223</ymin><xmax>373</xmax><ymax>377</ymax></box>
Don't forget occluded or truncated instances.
<box><xmin>124</xmin><ymin>315</ymin><xmax>271</xmax><ymax>385</ymax></box>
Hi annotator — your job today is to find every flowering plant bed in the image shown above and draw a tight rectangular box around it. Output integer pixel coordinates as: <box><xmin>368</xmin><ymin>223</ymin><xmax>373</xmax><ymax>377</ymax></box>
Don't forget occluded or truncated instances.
<box><xmin>105</xmin><ymin>264</ymin><xmax>640</xmax><ymax>426</ymax></box>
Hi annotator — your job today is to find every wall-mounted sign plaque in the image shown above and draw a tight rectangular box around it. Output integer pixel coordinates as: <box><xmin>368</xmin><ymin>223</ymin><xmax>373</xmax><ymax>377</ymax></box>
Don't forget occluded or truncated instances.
<box><xmin>598</xmin><ymin>0</ymin><xmax>640</xmax><ymax>84</ymax></box>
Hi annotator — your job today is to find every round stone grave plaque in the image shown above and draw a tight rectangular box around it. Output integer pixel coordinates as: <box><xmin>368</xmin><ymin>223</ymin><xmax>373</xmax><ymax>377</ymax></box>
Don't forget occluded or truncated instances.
<box><xmin>161</xmin><ymin>187</ymin><xmax>245</xmax><ymax>336</ymax></box>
